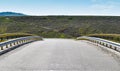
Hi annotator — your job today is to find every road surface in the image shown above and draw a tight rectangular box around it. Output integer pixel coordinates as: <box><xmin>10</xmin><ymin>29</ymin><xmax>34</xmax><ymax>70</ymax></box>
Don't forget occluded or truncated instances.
<box><xmin>0</xmin><ymin>39</ymin><xmax>120</xmax><ymax>71</ymax></box>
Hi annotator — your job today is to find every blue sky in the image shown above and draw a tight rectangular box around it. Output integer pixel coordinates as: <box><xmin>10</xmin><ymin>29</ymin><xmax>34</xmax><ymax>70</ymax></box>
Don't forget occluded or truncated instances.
<box><xmin>0</xmin><ymin>0</ymin><xmax>120</xmax><ymax>16</ymax></box>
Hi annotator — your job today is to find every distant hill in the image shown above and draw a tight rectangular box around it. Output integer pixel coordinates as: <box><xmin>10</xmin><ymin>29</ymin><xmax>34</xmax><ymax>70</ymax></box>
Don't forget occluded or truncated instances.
<box><xmin>0</xmin><ymin>16</ymin><xmax>120</xmax><ymax>38</ymax></box>
<box><xmin>0</xmin><ymin>12</ymin><xmax>26</xmax><ymax>16</ymax></box>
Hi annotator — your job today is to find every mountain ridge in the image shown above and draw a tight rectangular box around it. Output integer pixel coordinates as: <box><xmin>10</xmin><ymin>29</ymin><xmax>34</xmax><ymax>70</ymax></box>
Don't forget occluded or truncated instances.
<box><xmin>0</xmin><ymin>12</ymin><xmax>26</xmax><ymax>16</ymax></box>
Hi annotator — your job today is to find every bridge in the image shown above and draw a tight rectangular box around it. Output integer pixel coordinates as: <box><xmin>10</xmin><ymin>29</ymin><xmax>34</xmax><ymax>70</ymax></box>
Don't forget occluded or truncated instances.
<box><xmin>0</xmin><ymin>36</ymin><xmax>120</xmax><ymax>71</ymax></box>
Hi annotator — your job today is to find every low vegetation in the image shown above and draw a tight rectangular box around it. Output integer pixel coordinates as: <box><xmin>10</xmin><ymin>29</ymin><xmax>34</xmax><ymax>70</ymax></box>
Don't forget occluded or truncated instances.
<box><xmin>0</xmin><ymin>16</ymin><xmax>120</xmax><ymax>38</ymax></box>
<box><xmin>0</xmin><ymin>33</ymin><xmax>34</xmax><ymax>42</ymax></box>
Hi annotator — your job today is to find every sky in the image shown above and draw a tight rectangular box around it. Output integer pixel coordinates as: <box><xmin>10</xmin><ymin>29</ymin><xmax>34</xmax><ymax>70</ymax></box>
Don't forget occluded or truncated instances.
<box><xmin>0</xmin><ymin>0</ymin><xmax>120</xmax><ymax>16</ymax></box>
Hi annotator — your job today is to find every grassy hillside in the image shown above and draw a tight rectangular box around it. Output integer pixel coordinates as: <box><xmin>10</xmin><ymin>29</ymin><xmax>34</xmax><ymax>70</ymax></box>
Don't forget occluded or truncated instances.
<box><xmin>0</xmin><ymin>16</ymin><xmax>120</xmax><ymax>38</ymax></box>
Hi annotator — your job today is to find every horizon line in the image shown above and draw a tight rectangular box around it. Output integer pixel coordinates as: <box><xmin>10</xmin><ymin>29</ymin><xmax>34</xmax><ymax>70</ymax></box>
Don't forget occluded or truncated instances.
<box><xmin>0</xmin><ymin>11</ymin><xmax>120</xmax><ymax>17</ymax></box>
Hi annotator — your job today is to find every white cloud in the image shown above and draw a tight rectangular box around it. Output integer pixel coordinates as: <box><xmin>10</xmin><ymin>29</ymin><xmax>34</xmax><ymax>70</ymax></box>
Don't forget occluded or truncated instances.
<box><xmin>90</xmin><ymin>0</ymin><xmax>120</xmax><ymax>12</ymax></box>
<box><xmin>91</xmin><ymin>4</ymin><xmax>115</xmax><ymax>11</ymax></box>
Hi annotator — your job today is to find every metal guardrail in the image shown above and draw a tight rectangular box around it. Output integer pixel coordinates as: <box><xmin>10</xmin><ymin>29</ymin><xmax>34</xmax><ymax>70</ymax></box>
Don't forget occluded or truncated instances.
<box><xmin>0</xmin><ymin>36</ymin><xmax>42</xmax><ymax>51</ymax></box>
<box><xmin>77</xmin><ymin>36</ymin><xmax>120</xmax><ymax>52</ymax></box>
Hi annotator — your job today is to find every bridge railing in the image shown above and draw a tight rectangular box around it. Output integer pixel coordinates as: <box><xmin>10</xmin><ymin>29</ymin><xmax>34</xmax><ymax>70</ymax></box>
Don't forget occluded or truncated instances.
<box><xmin>77</xmin><ymin>36</ymin><xmax>120</xmax><ymax>52</ymax></box>
<box><xmin>0</xmin><ymin>36</ymin><xmax>42</xmax><ymax>51</ymax></box>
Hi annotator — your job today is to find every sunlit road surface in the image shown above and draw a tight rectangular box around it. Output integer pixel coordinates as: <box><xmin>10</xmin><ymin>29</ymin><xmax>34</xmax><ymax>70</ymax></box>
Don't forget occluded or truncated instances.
<box><xmin>0</xmin><ymin>39</ymin><xmax>120</xmax><ymax>71</ymax></box>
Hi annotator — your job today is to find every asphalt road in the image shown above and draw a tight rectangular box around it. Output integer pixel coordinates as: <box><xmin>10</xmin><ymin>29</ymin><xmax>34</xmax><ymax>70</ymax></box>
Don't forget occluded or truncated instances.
<box><xmin>0</xmin><ymin>39</ymin><xmax>120</xmax><ymax>71</ymax></box>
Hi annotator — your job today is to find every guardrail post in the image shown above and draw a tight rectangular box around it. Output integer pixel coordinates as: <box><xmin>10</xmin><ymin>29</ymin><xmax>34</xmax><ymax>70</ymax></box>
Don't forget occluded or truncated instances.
<box><xmin>24</xmin><ymin>40</ymin><xmax>26</xmax><ymax>42</ymax></box>
<box><xmin>6</xmin><ymin>44</ymin><xmax>8</xmax><ymax>48</ymax></box>
<box><xmin>114</xmin><ymin>47</ymin><xmax>117</xmax><ymax>50</ymax></box>
<box><xmin>19</xmin><ymin>41</ymin><xmax>21</xmax><ymax>44</ymax></box>
<box><xmin>22</xmin><ymin>40</ymin><xmax>24</xmax><ymax>43</ymax></box>
<box><xmin>21</xmin><ymin>40</ymin><xmax>23</xmax><ymax>43</ymax></box>
<box><xmin>10</xmin><ymin>43</ymin><xmax>12</xmax><ymax>47</ymax></box>
<box><xmin>103</xmin><ymin>43</ymin><xmax>106</xmax><ymax>46</ymax></box>
<box><xmin>1</xmin><ymin>46</ymin><xmax>3</xmax><ymax>50</ymax></box>
<box><xmin>109</xmin><ymin>45</ymin><xmax>112</xmax><ymax>48</ymax></box>
<box><xmin>102</xmin><ymin>43</ymin><xmax>104</xmax><ymax>46</ymax></box>
<box><xmin>14</xmin><ymin>42</ymin><xmax>16</xmax><ymax>45</ymax></box>
<box><xmin>23</xmin><ymin>40</ymin><xmax>25</xmax><ymax>43</ymax></box>
<box><xmin>17</xmin><ymin>41</ymin><xmax>19</xmax><ymax>44</ymax></box>
<box><xmin>106</xmin><ymin>44</ymin><xmax>108</xmax><ymax>47</ymax></box>
<box><xmin>100</xmin><ymin>42</ymin><xmax>101</xmax><ymax>44</ymax></box>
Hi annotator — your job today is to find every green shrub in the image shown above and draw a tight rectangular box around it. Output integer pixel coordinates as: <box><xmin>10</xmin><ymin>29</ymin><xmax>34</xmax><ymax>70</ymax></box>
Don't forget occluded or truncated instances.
<box><xmin>0</xmin><ymin>33</ymin><xmax>34</xmax><ymax>42</ymax></box>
